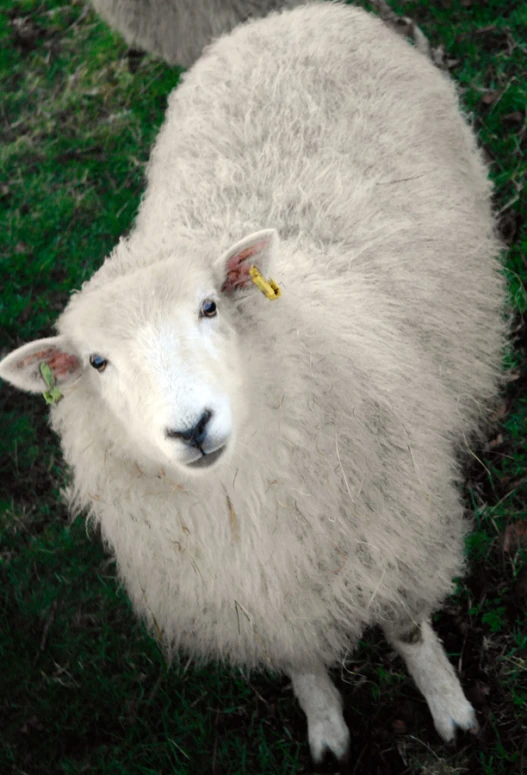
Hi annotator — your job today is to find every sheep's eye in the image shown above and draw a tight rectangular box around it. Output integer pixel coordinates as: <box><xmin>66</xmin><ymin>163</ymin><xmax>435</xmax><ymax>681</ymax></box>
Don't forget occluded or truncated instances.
<box><xmin>200</xmin><ymin>299</ymin><xmax>217</xmax><ymax>318</ymax></box>
<box><xmin>89</xmin><ymin>354</ymin><xmax>108</xmax><ymax>372</ymax></box>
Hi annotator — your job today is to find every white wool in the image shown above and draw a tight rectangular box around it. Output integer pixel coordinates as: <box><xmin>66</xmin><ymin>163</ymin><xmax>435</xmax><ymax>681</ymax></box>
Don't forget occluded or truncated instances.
<box><xmin>6</xmin><ymin>3</ymin><xmax>507</xmax><ymax>675</ymax></box>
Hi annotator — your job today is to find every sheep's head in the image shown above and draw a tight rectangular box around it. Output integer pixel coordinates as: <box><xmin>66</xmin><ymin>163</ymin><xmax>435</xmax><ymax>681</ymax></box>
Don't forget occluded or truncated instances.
<box><xmin>0</xmin><ymin>230</ymin><xmax>279</xmax><ymax>477</ymax></box>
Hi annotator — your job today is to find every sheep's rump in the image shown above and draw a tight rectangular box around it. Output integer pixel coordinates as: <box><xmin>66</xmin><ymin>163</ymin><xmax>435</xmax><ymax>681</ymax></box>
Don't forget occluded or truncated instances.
<box><xmin>65</xmin><ymin>3</ymin><xmax>506</xmax><ymax>671</ymax></box>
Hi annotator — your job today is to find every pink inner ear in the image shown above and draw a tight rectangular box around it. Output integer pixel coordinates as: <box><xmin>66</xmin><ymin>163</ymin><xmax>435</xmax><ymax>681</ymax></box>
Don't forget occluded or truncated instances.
<box><xmin>221</xmin><ymin>241</ymin><xmax>268</xmax><ymax>293</ymax></box>
<box><xmin>18</xmin><ymin>348</ymin><xmax>80</xmax><ymax>381</ymax></box>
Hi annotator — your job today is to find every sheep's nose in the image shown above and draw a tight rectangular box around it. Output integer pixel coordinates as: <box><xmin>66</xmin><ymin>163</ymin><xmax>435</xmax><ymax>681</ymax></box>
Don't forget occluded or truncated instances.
<box><xmin>165</xmin><ymin>410</ymin><xmax>212</xmax><ymax>448</ymax></box>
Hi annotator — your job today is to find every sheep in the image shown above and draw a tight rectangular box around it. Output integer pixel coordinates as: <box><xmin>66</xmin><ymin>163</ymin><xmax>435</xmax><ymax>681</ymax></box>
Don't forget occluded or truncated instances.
<box><xmin>0</xmin><ymin>1</ymin><xmax>506</xmax><ymax>766</ymax></box>
<box><xmin>90</xmin><ymin>0</ymin><xmax>306</xmax><ymax>66</ymax></box>
<box><xmin>89</xmin><ymin>0</ymin><xmax>431</xmax><ymax>67</ymax></box>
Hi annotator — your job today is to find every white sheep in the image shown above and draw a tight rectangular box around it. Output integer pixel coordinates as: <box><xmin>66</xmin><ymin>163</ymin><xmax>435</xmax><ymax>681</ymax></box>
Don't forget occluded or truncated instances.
<box><xmin>0</xmin><ymin>2</ymin><xmax>506</xmax><ymax>765</ymax></box>
<box><xmin>90</xmin><ymin>0</ymin><xmax>430</xmax><ymax>67</ymax></box>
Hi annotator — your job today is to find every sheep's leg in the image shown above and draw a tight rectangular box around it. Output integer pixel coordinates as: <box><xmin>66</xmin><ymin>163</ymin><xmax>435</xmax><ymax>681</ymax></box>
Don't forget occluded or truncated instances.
<box><xmin>289</xmin><ymin>666</ymin><xmax>351</xmax><ymax>765</ymax></box>
<box><xmin>383</xmin><ymin>619</ymin><xmax>479</xmax><ymax>742</ymax></box>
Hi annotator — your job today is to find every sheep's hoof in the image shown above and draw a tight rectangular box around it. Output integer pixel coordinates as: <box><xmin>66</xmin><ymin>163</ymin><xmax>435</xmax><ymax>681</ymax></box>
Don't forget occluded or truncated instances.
<box><xmin>430</xmin><ymin>696</ymin><xmax>479</xmax><ymax>744</ymax></box>
<box><xmin>308</xmin><ymin>708</ymin><xmax>351</xmax><ymax>771</ymax></box>
<box><xmin>311</xmin><ymin>749</ymin><xmax>352</xmax><ymax>775</ymax></box>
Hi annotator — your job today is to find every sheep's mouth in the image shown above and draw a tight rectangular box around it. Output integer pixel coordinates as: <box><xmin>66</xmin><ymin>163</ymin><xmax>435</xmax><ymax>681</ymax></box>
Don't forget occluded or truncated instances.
<box><xmin>186</xmin><ymin>445</ymin><xmax>225</xmax><ymax>469</ymax></box>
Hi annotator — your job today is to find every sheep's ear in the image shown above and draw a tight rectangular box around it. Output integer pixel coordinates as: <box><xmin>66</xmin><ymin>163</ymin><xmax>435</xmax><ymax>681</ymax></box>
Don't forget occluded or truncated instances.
<box><xmin>216</xmin><ymin>229</ymin><xmax>278</xmax><ymax>295</ymax></box>
<box><xmin>0</xmin><ymin>336</ymin><xmax>83</xmax><ymax>394</ymax></box>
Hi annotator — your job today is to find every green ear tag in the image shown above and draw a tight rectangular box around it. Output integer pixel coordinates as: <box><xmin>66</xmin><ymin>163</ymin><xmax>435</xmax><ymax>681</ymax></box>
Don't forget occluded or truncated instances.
<box><xmin>40</xmin><ymin>363</ymin><xmax>62</xmax><ymax>405</ymax></box>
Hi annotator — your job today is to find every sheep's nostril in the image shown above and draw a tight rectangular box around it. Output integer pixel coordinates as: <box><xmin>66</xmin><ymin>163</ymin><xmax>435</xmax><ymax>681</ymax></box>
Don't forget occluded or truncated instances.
<box><xmin>196</xmin><ymin>409</ymin><xmax>212</xmax><ymax>437</ymax></box>
<box><xmin>166</xmin><ymin>409</ymin><xmax>213</xmax><ymax>447</ymax></box>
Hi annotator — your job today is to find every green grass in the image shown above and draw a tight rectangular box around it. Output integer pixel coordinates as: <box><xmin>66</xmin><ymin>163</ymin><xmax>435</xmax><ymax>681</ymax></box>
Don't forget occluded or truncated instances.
<box><xmin>0</xmin><ymin>1</ymin><xmax>525</xmax><ymax>773</ymax></box>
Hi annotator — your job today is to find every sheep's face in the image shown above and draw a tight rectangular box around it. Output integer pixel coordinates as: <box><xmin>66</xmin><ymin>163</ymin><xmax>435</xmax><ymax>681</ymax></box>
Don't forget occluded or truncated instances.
<box><xmin>0</xmin><ymin>230</ymin><xmax>278</xmax><ymax>478</ymax></box>
<box><xmin>68</xmin><ymin>269</ymin><xmax>240</xmax><ymax>476</ymax></box>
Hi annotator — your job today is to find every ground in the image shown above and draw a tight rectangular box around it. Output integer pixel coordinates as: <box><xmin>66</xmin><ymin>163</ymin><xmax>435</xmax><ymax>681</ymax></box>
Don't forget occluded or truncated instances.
<box><xmin>0</xmin><ymin>0</ymin><xmax>525</xmax><ymax>773</ymax></box>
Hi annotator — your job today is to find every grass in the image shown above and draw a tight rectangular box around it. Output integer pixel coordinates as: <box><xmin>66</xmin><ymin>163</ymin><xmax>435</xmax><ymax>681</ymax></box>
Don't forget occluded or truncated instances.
<box><xmin>0</xmin><ymin>0</ymin><xmax>525</xmax><ymax>773</ymax></box>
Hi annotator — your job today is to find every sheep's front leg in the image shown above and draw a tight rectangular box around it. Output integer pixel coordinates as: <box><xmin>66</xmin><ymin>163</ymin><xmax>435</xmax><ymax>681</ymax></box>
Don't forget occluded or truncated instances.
<box><xmin>290</xmin><ymin>666</ymin><xmax>351</xmax><ymax>765</ymax></box>
<box><xmin>383</xmin><ymin>620</ymin><xmax>479</xmax><ymax>742</ymax></box>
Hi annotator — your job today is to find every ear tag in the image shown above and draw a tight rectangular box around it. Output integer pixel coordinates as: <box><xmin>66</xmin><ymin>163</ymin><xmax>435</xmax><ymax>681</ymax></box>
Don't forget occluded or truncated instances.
<box><xmin>40</xmin><ymin>363</ymin><xmax>62</xmax><ymax>405</ymax></box>
<box><xmin>249</xmin><ymin>265</ymin><xmax>281</xmax><ymax>300</ymax></box>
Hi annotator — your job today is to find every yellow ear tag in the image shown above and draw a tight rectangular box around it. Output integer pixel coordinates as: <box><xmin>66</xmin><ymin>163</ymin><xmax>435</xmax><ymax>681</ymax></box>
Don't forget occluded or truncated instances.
<box><xmin>40</xmin><ymin>363</ymin><xmax>62</xmax><ymax>405</ymax></box>
<box><xmin>249</xmin><ymin>265</ymin><xmax>281</xmax><ymax>300</ymax></box>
